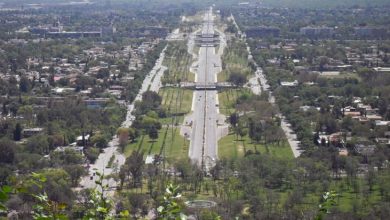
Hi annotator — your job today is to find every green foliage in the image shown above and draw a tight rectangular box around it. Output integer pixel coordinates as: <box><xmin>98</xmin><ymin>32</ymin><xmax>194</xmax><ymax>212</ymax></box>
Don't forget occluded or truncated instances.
<box><xmin>85</xmin><ymin>147</ymin><xmax>100</xmax><ymax>164</ymax></box>
<box><xmin>82</xmin><ymin>171</ymin><xmax>113</xmax><ymax>220</ymax></box>
<box><xmin>315</xmin><ymin>191</ymin><xmax>338</xmax><ymax>220</ymax></box>
<box><xmin>148</xmin><ymin>126</ymin><xmax>159</xmax><ymax>140</ymax></box>
<box><xmin>157</xmin><ymin>184</ymin><xmax>187</xmax><ymax>220</ymax></box>
<box><xmin>82</xmin><ymin>170</ymin><xmax>130</xmax><ymax>220</ymax></box>
<box><xmin>29</xmin><ymin>172</ymin><xmax>68</xmax><ymax>220</ymax></box>
<box><xmin>91</xmin><ymin>134</ymin><xmax>109</xmax><ymax>149</ymax></box>
<box><xmin>13</xmin><ymin>123</ymin><xmax>22</xmax><ymax>141</ymax></box>
<box><xmin>26</xmin><ymin>135</ymin><xmax>50</xmax><ymax>155</ymax></box>
<box><xmin>0</xmin><ymin>138</ymin><xmax>16</xmax><ymax>164</ymax></box>
<box><xmin>228</xmin><ymin>72</ymin><xmax>247</xmax><ymax>87</ymax></box>
<box><xmin>0</xmin><ymin>185</ymin><xmax>12</xmax><ymax>213</ymax></box>
<box><xmin>19</xmin><ymin>76</ymin><xmax>32</xmax><ymax>93</ymax></box>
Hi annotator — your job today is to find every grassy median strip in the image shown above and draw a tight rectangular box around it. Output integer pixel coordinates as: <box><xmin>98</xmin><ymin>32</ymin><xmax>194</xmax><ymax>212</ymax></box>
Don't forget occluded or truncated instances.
<box><xmin>124</xmin><ymin>128</ymin><xmax>188</xmax><ymax>161</ymax></box>
<box><xmin>218</xmin><ymin>134</ymin><xmax>294</xmax><ymax>160</ymax></box>
<box><xmin>163</xmin><ymin>42</ymin><xmax>195</xmax><ymax>84</ymax></box>
<box><xmin>159</xmin><ymin>88</ymin><xmax>193</xmax><ymax>124</ymax></box>
<box><xmin>218</xmin><ymin>88</ymin><xmax>250</xmax><ymax>115</ymax></box>
<box><xmin>219</xmin><ymin>39</ymin><xmax>252</xmax><ymax>83</ymax></box>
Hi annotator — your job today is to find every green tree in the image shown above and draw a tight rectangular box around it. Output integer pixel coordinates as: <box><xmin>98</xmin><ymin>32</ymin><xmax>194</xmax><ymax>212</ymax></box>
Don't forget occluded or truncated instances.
<box><xmin>91</xmin><ymin>134</ymin><xmax>108</xmax><ymax>149</ymax></box>
<box><xmin>126</xmin><ymin>151</ymin><xmax>144</xmax><ymax>187</ymax></box>
<box><xmin>229</xmin><ymin>112</ymin><xmax>239</xmax><ymax>128</ymax></box>
<box><xmin>13</xmin><ymin>123</ymin><xmax>22</xmax><ymax>141</ymax></box>
<box><xmin>19</xmin><ymin>76</ymin><xmax>31</xmax><ymax>93</ymax></box>
<box><xmin>128</xmin><ymin>127</ymin><xmax>139</xmax><ymax>143</ymax></box>
<box><xmin>315</xmin><ymin>191</ymin><xmax>338</xmax><ymax>220</ymax></box>
<box><xmin>0</xmin><ymin>139</ymin><xmax>15</xmax><ymax>164</ymax></box>
<box><xmin>117</xmin><ymin>127</ymin><xmax>129</xmax><ymax>151</ymax></box>
<box><xmin>64</xmin><ymin>165</ymin><xmax>86</xmax><ymax>187</ymax></box>
<box><xmin>237</xmin><ymin>123</ymin><xmax>247</xmax><ymax>141</ymax></box>
<box><xmin>85</xmin><ymin>147</ymin><xmax>100</xmax><ymax>164</ymax></box>
<box><xmin>18</xmin><ymin>105</ymin><xmax>33</xmax><ymax>125</ymax></box>
<box><xmin>148</xmin><ymin>126</ymin><xmax>159</xmax><ymax>141</ymax></box>
<box><xmin>228</xmin><ymin>72</ymin><xmax>247</xmax><ymax>87</ymax></box>
<box><xmin>157</xmin><ymin>184</ymin><xmax>187</xmax><ymax>220</ymax></box>
<box><xmin>26</xmin><ymin>135</ymin><xmax>49</xmax><ymax>155</ymax></box>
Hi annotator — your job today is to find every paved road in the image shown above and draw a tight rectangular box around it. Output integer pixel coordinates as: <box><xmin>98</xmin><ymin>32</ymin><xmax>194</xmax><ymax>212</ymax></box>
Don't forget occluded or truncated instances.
<box><xmin>122</xmin><ymin>46</ymin><xmax>167</xmax><ymax>127</ymax></box>
<box><xmin>184</xmin><ymin>8</ymin><xmax>228</xmax><ymax>169</ymax></box>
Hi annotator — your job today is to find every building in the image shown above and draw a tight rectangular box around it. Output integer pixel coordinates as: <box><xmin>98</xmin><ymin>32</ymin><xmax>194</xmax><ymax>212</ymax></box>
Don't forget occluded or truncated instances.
<box><xmin>46</xmin><ymin>31</ymin><xmax>102</xmax><ymax>39</ymax></box>
<box><xmin>245</xmin><ymin>26</ymin><xmax>280</xmax><ymax>38</ymax></box>
<box><xmin>354</xmin><ymin>144</ymin><xmax>376</xmax><ymax>156</ymax></box>
<box><xmin>354</xmin><ymin>27</ymin><xmax>388</xmax><ymax>39</ymax></box>
<box><xmin>23</xmin><ymin>128</ymin><xmax>44</xmax><ymax>138</ymax></box>
<box><xmin>29</xmin><ymin>26</ymin><xmax>60</xmax><ymax>36</ymax></box>
<box><xmin>55</xmin><ymin>146</ymin><xmax>84</xmax><ymax>155</ymax></box>
<box><xmin>373</xmin><ymin>67</ymin><xmax>390</xmax><ymax>72</ymax></box>
<box><xmin>300</xmin><ymin>26</ymin><xmax>334</xmax><ymax>38</ymax></box>
<box><xmin>76</xmin><ymin>134</ymin><xmax>90</xmax><ymax>146</ymax></box>
<box><xmin>280</xmin><ymin>80</ymin><xmax>298</xmax><ymax>87</ymax></box>
<box><xmin>29</xmin><ymin>22</ymin><xmax>107</xmax><ymax>39</ymax></box>
<box><xmin>130</xmin><ymin>27</ymin><xmax>169</xmax><ymax>38</ymax></box>
<box><xmin>83</xmin><ymin>98</ymin><xmax>111</xmax><ymax>109</ymax></box>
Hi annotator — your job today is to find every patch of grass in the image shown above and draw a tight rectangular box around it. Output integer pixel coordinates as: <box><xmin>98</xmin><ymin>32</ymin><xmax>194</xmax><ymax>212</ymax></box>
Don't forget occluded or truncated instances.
<box><xmin>192</xmin><ymin>45</ymin><xmax>200</xmax><ymax>56</ymax></box>
<box><xmin>159</xmin><ymin>87</ymin><xmax>193</xmax><ymax>124</ymax></box>
<box><xmin>163</xmin><ymin>42</ymin><xmax>195</xmax><ymax>84</ymax></box>
<box><xmin>218</xmin><ymin>88</ymin><xmax>250</xmax><ymax>115</ymax></box>
<box><xmin>106</xmin><ymin>154</ymin><xmax>116</xmax><ymax>168</ymax></box>
<box><xmin>288</xmin><ymin>178</ymin><xmax>384</xmax><ymax>215</ymax></box>
<box><xmin>218</xmin><ymin>133</ymin><xmax>294</xmax><ymax>160</ymax></box>
<box><xmin>220</xmin><ymin>39</ymin><xmax>253</xmax><ymax>82</ymax></box>
<box><xmin>328</xmin><ymin>180</ymin><xmax>382</xmax><ymax>213</ymax></box>
<box><xmin>217</xmin><ymin>70</ymin><xmax>229</xmax><ymax>82</ymax></box>
<box><xmin>124</xmin><ymin>128</ymin><xmax>188</xmax><ymax>162</ymax></box>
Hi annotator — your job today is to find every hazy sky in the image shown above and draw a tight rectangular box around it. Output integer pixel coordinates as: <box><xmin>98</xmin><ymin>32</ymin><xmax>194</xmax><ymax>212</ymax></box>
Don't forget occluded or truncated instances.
<box><xmin>0</xmin><ymin>0</ymin><xmax>389</xmax><ymax>8</ymax></box>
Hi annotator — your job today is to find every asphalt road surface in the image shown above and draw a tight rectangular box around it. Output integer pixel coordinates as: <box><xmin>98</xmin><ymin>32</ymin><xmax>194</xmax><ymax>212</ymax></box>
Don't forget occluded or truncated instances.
<box><xmin>186</xmin><ymin>8</ymin><xmax>226</xmax><ymax>169</ymax></box>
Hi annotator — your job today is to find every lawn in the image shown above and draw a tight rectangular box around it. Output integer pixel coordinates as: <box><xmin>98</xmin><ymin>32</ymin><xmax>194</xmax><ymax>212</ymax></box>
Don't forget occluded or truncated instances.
<box><xmin>192</xmin><ymin>45</ymin><xmax>200</xmax><ymax>57</ymax></box>
<box><xmin>159</xmin><ymin>87</ymin><xmax>193</xmax><ymax>124</ymax></box>
<box><xmin>218</xmin><ymin>133</ymin><xmax>294</xmax><ymax>160</ymax></box>
<box><xmin>217</xmin><ymin>70</ymin><xmax>229</xmax><ymax>82</ymax></box>
<box><xmin>163</xmin><ymin>42</ymin><xmax>195</xmax><ymax>83</ymax></box>
<box><xmin>327</xmin><ymin>180</ymin><xmax>382</xmax><ymax>213</ymax></box>
<box><xmin>287</xmin><ymin>178</ymin><xmax>384</xmax><ymax>215</ymax></box>
<box><xmin>218</xmin><ymin>88</ymin><xmax>251</xmax><ymax>115</ymax></box>
<box><xmin>220</xmin><ymin>39</ymin><xmax>253</xmax><ymax>82</ymax></box>
<box><xmin>124</xmin><ymin>128</ymin><xmax>188</xmax><ymax>161</ymax></box>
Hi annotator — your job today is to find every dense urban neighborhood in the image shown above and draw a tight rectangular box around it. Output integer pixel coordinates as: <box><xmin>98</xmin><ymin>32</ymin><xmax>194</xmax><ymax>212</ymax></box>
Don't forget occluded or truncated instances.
<box><xmin>0</xmin><ymin>0</ymin><xmax>389</xmax><ymax>219</ymax></box>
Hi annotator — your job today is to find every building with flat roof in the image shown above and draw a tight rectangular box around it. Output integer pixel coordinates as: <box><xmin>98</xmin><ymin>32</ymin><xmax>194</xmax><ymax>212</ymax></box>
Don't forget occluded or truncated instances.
<box><xmin>245</xmin><ymin>26</ymin><xmax>280</xmax><ymax>38</ymax></box>
<box><xmin>300</xmin><ymin>26</ymin><xmax>334</xmax><ymax>38</ymax></box>
<box><xmin>46</xmin><ymin>31</ymin><xmax>102</xmax><ymax>38</ymax></box>
<box><xmin>129</xmin><ymin>27</ymin><xmax>168</xmax><ymax>38</ymax></box>
<box><xmin>354</xmin><ymin>27</ymin><xmax>388</xmax><ymax>39</ymax></box>
<box><xmin>23</xmin><ymin>128</ymin><xmax>44</xmax><ymax>138</ymax></box>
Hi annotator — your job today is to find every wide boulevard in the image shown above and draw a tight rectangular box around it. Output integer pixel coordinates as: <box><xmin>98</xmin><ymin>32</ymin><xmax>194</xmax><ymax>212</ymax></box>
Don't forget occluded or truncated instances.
<box><xmin>188</xmin><ymin>8</ymin><xmax>223</xmax><ymax>169</ymax></box>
